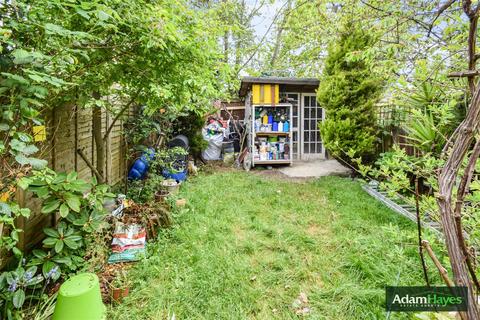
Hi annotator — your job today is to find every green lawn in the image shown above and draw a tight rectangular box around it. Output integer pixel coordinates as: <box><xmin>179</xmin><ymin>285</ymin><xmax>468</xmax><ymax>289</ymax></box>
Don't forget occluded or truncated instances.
<box><xmin>109</xmin><ymin>171</ymin><xmax>442</xmax><ymax>319</ymax></box>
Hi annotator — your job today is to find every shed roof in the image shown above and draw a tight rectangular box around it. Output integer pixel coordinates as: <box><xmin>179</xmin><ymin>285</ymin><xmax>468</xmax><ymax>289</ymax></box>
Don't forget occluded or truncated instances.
<box><xmin>239</xmin><ymin>76</ymin><xmax>319</xmax><ymax>97</ymax></box>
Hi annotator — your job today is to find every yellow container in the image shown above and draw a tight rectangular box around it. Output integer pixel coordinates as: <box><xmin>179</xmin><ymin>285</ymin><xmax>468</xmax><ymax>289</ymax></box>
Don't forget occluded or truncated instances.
<box><xmin>252</xmin><ymin>84</ymin><xmax>279</xmax><ymax>105</ymax></box>
<box><xmin>262</xmin><ymin>114</ymin><xmax>268</xmax><ymax>125</ymax></box>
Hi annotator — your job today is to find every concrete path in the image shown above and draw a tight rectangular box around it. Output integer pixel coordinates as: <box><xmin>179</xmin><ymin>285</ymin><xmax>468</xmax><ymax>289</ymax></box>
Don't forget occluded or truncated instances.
<box><xmin>278</xmin><ymin>159</ymin><xmax>351</xmax><ymax>178</ymax></box>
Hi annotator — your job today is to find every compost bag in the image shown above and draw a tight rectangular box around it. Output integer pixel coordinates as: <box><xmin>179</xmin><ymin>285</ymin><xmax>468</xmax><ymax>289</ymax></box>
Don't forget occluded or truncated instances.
<box><xmin>108</xmin><ymin>222</ymin><xmax>146</xmax><ymax>263</ymax></box>
<box><xmin>201</xmin><ymin>121</ymin><xmax>225</xmax><ymax>160</ymax></box>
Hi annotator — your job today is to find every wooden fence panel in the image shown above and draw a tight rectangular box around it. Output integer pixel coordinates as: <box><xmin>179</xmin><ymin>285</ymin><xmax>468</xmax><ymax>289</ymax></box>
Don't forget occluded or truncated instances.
<box><xmin>11</xmin><ymin>104</ymin><xmax>127</xmax><ymax>255</ymax></box>
<box><xmin>376</xmin><ymin>104</ymin><xmax>416</xmax><ymax>156</ymax></box>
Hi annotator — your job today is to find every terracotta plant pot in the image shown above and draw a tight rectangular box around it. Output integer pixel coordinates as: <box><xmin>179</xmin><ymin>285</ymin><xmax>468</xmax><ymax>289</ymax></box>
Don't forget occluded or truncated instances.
<box><xmin>175</xmin><ymin>198</ymin><xmax>187</xmax><ymax>207</ymax></box>
<box><xmin>155</xmin><ymin>189</ymin><xmax>171</xmax><ymax>203</ymax></box>
<box><xmin>111</xmin><ymin>287</ymin><xmax>129</xmax><ymax>303</ymax></box>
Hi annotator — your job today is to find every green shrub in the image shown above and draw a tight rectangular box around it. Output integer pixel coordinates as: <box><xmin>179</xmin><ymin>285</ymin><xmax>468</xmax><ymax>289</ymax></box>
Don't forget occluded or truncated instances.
<box><xmin>317</xmin><ymin>23</ymin><xmax>382</xmax><ymax>163</ymax></box>
<box><xmin>172</xmin><ymin>111</ymin><xmax>209</xmax><ymax>158</ymax></box>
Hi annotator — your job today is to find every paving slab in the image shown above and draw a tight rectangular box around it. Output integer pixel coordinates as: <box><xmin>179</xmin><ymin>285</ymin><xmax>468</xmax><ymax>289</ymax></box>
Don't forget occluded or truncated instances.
<box><xmin>278</xmin><ymin>159</ymin><xmax>351</xmax><ymax>178</ymax></box>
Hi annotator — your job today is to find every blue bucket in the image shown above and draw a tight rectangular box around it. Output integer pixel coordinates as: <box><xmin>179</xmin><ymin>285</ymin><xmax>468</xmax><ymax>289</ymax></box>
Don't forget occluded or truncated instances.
<box><xmin>162</xmin><ymin>169</ymin><xmax>188</xmax><ymax>182</ymax></box>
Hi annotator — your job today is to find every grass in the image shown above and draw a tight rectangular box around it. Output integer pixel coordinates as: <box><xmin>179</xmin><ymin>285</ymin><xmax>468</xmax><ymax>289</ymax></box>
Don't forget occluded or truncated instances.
<box><xmin>108</xmin><ymin>170</ymin><xmax>443</xmax><ymax>320</ymax></box>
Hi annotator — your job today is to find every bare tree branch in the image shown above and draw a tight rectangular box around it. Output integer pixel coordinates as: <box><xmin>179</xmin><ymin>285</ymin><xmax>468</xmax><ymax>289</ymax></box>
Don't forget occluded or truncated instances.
<box><xmin>428</xmin><ymin>0</ymin><xmax>457</xmax><ymax>37</ymax></box>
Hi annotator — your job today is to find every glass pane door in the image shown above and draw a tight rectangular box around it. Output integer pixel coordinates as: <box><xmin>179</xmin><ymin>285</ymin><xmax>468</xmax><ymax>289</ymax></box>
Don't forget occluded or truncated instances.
<box><xmin>286</xmin><ymin>93</ymin><xmax>300</xmax><ymax>160</ymax></box>
<box><xmin>302</xmin><ymin>95</ymin><xmax>324</xmax><ymax>158</ymax></box>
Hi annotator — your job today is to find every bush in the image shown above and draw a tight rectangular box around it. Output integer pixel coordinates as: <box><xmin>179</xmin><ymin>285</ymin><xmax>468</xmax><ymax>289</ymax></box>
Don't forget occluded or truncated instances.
<box><xmin>172</xmin><ymin>111</ymin><xmax>209</xmax><ymax>159</ymax></box>
<box><xmin>317</xmin><ymin>23</ymin><xmax>382</xmax><ymax>163</ymax></box>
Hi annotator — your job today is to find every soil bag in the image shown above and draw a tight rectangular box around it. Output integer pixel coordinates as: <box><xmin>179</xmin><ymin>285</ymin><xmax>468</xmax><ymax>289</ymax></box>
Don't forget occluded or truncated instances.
<box><xmin>108</xmin><ymin>223</ymin><xmax>146</xmax><ymax>264</ymax></box>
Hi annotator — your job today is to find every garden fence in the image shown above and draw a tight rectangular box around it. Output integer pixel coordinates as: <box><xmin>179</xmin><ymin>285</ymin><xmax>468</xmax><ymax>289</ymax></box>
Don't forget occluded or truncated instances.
<box><xmin>2</xmin><ymin>103</ymin><xmax>128</xmax><ymax>268</ymax></box>
<box><xmin>376</xmin><ymin>103</ymin><xmax>416</xmax><ymax>156</ymax></box>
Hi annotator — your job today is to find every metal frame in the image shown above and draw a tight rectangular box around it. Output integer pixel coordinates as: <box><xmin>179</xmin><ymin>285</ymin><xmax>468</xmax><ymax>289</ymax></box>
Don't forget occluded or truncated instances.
<box><xmin>250</xmin><ymin>103</ymin><xmax>293</xmax><ymax>167</ymax></box>
<box><xmin>300</xmin><ymin>93</ymin><xmax>326</xmax><ymax>160</ymax></box>
<box><xmin>285</xmin><ymin>92</ymin><xmax>300</xmax><ymax>160</ymax></box>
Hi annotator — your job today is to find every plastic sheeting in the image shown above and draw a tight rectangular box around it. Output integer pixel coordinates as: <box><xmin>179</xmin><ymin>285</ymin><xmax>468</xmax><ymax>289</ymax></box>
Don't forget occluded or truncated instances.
<box><xmin>201</xmin><ymin>121</ymin><xmax>226</xmax><ymax>160</ymax></box>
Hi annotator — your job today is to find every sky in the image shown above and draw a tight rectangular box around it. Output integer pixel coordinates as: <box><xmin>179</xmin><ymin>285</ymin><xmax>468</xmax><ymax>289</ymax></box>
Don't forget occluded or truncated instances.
<box><xmin>247</xmin><ymin>0</ymin><xmax>284</xmax><ymax>40</ymax></box>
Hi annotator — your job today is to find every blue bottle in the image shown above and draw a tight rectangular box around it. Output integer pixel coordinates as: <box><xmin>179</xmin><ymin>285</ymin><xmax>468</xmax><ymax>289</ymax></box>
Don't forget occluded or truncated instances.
<box><xmin>267</xmin><ymin>111</ymin><xmax>273</xmax><ymax>125</ymax></box>
<box><xmin>283</xmin><ymin>120</ymin><xmax>289</xmax><ymax>132</ymax></box>
<box><xmin>272</xmin><ymin>122</ymin><xmax>278</xmax><ymax>131</ymax></box>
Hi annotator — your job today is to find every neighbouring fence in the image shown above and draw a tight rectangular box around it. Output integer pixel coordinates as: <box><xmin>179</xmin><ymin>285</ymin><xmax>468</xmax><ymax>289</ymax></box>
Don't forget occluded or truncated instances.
<box><xmin>8</xmin><ymin>104</ymin><xmax>127</xmax><ymax>261</ymax></box>
<box><xmin>221</xmin><ymin>101</ymin><xmax>416</xmax><ymax>157</ymax></box>
<box><xmin>376</xmin><ymin>103</ymin><xmax>416</xmax><ymax>156</ymax></box>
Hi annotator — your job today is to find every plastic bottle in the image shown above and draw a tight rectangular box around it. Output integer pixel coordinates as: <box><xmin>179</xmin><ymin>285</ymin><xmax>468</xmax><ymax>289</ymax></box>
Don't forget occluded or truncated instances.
<box><xmin>283</xmin><ymin>120</ymin><xmax>289</xmax><ymax>132</ymax></box>
<box><xmin>278</xmin><ymin>121</ymin><xmax>283</xmax><ymax>132</ymax></box>
<box><xmin>262</xmin><ymin>114</ymin><xmax>268</xmax><ymax>125</ymax></box>
<box><xmin>267</xmin><ymin>111</ymin><xmax>273</xmax><ymax>124</ymax></box>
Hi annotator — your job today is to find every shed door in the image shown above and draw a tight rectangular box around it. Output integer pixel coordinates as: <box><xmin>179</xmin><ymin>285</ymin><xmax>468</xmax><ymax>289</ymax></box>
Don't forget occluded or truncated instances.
<box><xmin>286</xmin><ymin>93</ymin><xmax>300</xmax><ymax>160</ymax></box>
<box><xmin>301</xmin><ymin>94</ymin><xmax>325</xmax><ymax>160</ymax></box>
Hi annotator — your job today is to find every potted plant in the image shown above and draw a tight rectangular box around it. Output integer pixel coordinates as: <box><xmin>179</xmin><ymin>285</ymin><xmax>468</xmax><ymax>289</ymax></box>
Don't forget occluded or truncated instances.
<box><xmin>110</xmin><ymin>269</ymin><xmax>130</xmax><ymax>303</ymax></box>
<box><xmin>157</xmin><ymin>147</ymin><xmax>189</xmax><ymax>182</ymax></box>
<box><xmin>154</xmin><ymin>188</ymin><xmax>171</xmax><ymax>203</ymax></box>
<box><xmin>161</xmin><ymin>179</ymin><xmax>181</xmax><ymax>195</ymax></box>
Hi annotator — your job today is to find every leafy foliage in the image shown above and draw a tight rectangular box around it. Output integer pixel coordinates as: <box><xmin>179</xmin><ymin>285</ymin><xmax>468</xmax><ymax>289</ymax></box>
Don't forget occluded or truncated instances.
<box><xmin>402</xmin><ymin>82</ymin><xmax>464</xmax><ymax>155</ymax></box>
<box><xmin>0</xmin><ymin>264</ymin><xmax>45</xmax><ymax>316</ymax></box>
<box><xmin>317</xmin><ymin>23</ymin><xmax>382</xmax><ymax>162</ymax></box>
<box><xmin>155</xmin><ymin>147</ymin><xmax>189</xmax><ymax>174</ymax></box>
<box><xmin>172</xmin><ymin>111</ymin><xmax>210</xmax><ymax>158</ymax></box>
<box><xmin>126</xmin><ymin>147</ymin><xmax>187</xmax><ymax>204</ymax></box>
<box><xmin>1</xmin><ymin>3</ymin><xmax>229</xmax><ymax>316</ymax></box>
<box><xmin>1</xmin><ymin>168</ymin><xmax>113</xmax><ymax>319</ymax></box>
<box><xmin>0</xmin><ymin>259</ymin><xmax>59</xmax><ymax>320</ymax></box>
<box><xmin>20</xmin><ymin>169</ymin><xmax>114</xmax><ymax>274</ymax></box>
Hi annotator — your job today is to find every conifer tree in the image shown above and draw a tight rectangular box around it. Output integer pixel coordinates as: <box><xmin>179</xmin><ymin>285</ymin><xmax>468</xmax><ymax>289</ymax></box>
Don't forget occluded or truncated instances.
<box><xmin>317</xmin><ymin>23</ymin><xmax>382</xmax><ymax>163</ymax></box>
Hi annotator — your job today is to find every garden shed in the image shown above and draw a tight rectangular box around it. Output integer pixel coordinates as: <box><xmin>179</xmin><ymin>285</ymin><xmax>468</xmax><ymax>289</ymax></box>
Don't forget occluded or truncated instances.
<box><xmin>236</xmin><ymin>76</ymin><xmax>324</xmax><ymax>161</ymax></box>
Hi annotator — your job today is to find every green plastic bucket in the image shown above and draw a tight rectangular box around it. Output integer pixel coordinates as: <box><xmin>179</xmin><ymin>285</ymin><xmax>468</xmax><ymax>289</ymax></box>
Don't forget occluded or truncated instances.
<box><xmin>52</xmin><ymin>273</ymin><xmax>106</xmax><ymax>320</ymax></box>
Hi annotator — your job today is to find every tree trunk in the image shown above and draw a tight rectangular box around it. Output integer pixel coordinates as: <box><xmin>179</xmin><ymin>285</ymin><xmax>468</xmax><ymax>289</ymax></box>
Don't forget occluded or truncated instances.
<box><xmin>436</xmin><ymin>3</ymin><xmax>480</xmax><ymax>318</ymax></box>
<box><xmin>467</xmin><ymin>15</ymin><xmax>478</xmax><ymax>95</ymax></box>
<box><xmin>222</xmin><ymin>0</ymin><xmax>229</xmax><ymax>64</ymax></box>
<box><xmin>224</xmin><ymin>29</ymin><xmax>229</xmax><ymax>64</ymax></box>
<box><xmin>234</xmin><ymin>0</ymin><xmax>245</xmax><ymax>67</ymax></box>
<box><xmin>269</xmin><ymin>0</ymin><xmax>291</xmax><ymax>70</ymax></box>
<box><xmin>92</xmin><ymin>105</ymin><xmax>105</xmax><ymax>183</ymax></box>
<box><xmin>437</xmin><ymin>83</ymin><xmax>480</xmax><ymax>319</ymax></box>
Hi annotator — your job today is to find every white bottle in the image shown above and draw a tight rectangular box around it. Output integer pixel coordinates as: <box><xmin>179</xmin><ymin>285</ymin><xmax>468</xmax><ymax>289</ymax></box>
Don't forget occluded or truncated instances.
<box><xmin>278</xmin><ymin>121</ymin><xmax>283</xmax><ymax>132</ymax></box>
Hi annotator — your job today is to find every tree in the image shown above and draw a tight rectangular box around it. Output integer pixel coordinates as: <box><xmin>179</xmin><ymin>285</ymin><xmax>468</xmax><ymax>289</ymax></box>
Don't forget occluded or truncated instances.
<box><xmin>1</xmin><ymin>0</ymin><xmax>231</xmax><ymax>182</ymax></box>
<box><xmin>316</xmin><ymin>22</ymin><xmax>382</xmax><ymax>163</ymax></box>
<box><xmin>281</xmin><ymin>1</ymin><xmax>480</xmax><ymax>318</ymax></box>
<box><xmin>0</xmin><ymin>0</ymin><xmax>230</xmax><ymax>275</ymax></box>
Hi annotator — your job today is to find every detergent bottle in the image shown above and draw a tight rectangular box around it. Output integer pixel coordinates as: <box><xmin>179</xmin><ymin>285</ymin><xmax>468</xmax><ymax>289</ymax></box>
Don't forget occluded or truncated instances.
<box><xmin>262</xmin><ymin>113</ymin><xmax>268</xmax><ymax>125</ymax></box>
<box><xmin>283</xmin><ymin>120</ymin><xmax>289</xmax><ymax>132</ymax></box>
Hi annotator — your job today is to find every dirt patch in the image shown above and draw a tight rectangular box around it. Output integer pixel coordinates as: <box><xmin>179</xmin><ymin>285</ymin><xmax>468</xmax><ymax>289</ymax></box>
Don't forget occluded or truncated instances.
<box><xmin>306</xmin><ymin>224</ymin><xmax>321</xmax><ymax>236</ymax></box>
<box><xmin>250</xmin><ymin>167</ymin><xmax>310</xmax><ymax>183</ymax></box>
<box><xmin>233</xmin><ymin>225</ymin><xmax>246</xmax><ymax>242</ymax></box>
<box><xmin>308</xmin><ymin>272</ymin><xmax>325</xmax><ymax>288</ymax></box>
<box><xmin>198</xmin><ymin>161</ymin><xmax>238</xmax><ymax>174</ymax></box>
<box><xmin>305</xmin><ymin>223</ymin><xmax>331</xmax><ymax>238</ymax></box>
<box><xmin>199</xmin><ymin>161</ymin><xmax>310</xmax><ymax>182</ymax></box>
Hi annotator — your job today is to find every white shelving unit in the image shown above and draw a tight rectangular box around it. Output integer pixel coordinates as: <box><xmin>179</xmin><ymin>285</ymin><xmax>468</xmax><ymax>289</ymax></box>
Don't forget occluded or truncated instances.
<box><xmin>250</xmin><ymin>103</ymin><xmax>293</xmax><ymax>167</ymax></box>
